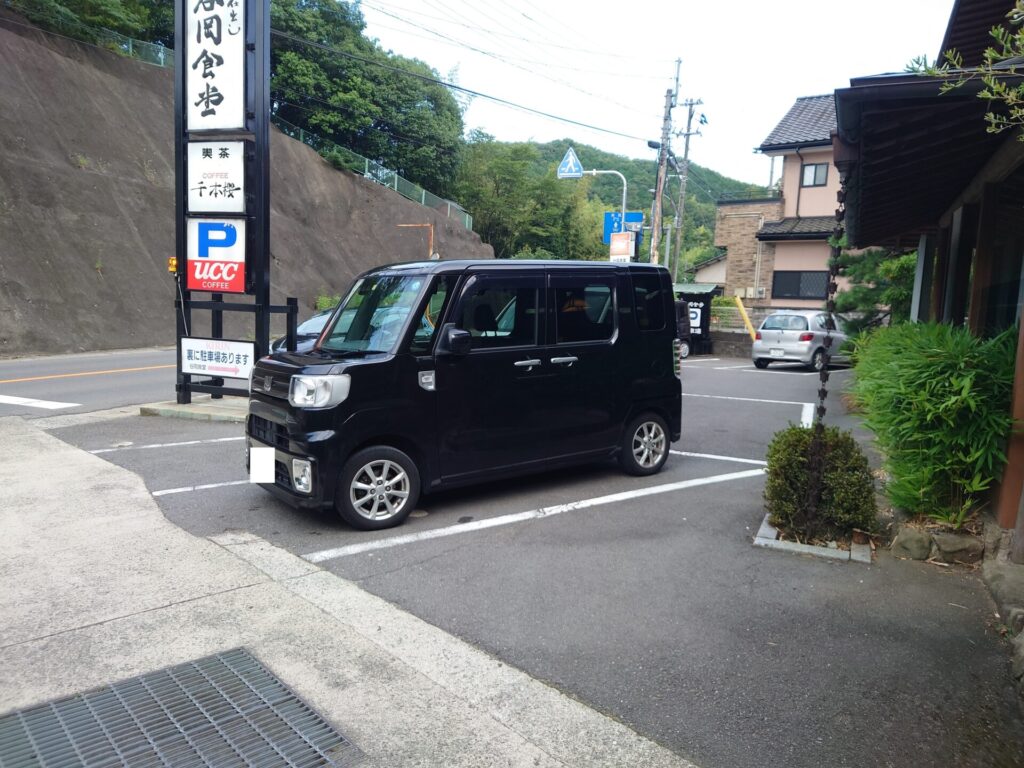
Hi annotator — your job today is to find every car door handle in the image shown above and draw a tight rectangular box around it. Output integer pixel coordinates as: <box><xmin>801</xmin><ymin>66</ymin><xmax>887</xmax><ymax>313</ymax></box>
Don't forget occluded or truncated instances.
<box><xmin>514</xmin><ymin>359</ymin><xmax>542</xmax><ymax>369</ymax></box>
<box><xmin>550</xmin><ymin>356</ymin><xmax>578</xmax><ymax>367</ymax></box>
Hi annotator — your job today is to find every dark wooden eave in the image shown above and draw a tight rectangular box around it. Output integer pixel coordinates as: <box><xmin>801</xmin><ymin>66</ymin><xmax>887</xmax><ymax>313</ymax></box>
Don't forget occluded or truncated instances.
<box><xmin>834</xmin><ymin>73</ymin><xmax>1007</xmax><ymax>247</ymax></box>
<box><xmin>941</xmin><ymin>0</ymin><xmax>1014</xmax><ymax>66</ymax></box>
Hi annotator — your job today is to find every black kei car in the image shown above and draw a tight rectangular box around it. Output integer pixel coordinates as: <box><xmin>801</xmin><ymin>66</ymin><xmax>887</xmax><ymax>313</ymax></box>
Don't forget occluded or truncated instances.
<box><xmin>247</xmin><ymin>260</ymin><xmax>682</xmax><ymax>530</ymax></box>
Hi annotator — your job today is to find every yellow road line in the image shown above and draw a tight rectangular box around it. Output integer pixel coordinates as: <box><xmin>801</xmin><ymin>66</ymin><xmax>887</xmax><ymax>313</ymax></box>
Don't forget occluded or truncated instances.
<box><xmin>0</xmin><ymin>364</ymin><xmax>175</xmax><ymax>385</ymax></box>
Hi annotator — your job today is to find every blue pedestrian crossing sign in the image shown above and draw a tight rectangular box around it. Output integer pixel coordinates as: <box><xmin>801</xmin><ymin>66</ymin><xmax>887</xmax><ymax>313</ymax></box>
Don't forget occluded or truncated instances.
<box><xmin>557</xmin><ymin>146</ymin><xmax>583</xmax><ymax>178</ymax></box>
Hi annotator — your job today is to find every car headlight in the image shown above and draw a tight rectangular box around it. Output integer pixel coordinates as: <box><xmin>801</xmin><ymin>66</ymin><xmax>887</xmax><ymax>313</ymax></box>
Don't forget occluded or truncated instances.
<box><xmin>288</xmin><ymin>374</ymin><xmax>351</xmax><ymax>408</ymax></box>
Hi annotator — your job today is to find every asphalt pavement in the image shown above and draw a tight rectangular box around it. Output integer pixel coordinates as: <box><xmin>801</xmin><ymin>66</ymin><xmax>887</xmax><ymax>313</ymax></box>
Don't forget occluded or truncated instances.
<box><xmin>35</xmin><ymin>354</ymin><xmax>1024</xmax><ymax>768</ymax></box>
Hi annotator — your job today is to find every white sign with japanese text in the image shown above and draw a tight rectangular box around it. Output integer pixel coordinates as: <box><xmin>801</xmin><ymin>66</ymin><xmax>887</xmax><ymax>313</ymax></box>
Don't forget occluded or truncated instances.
<box><xmin>187</xmin><ymin>141</ymin><xmax>245</xmax><ymax>213</ymax></box>
<box><xmin>180</xmin><ymin>337</ymin><xmax>255</xmax><ymax>380</ymax></box>
<box><xmin>186</xmin><ymin>0</ymin><xmax>246</xmax><ymax>131</ymax></box>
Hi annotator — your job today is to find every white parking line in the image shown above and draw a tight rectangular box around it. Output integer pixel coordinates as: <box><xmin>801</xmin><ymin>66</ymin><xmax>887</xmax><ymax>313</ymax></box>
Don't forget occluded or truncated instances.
<box><xmin>681</xmin><ymin>358</ymin><xmax>720</xmax><ymax>363</ymax></box>
<box><xmin>302</xmin><ymin>468</ymin><xmax>766</xmax><ymax>564</ymax></box>
<box><xmin>0</xmin><ymin>394</ymin><xmax>80</xmax><ymax>410</ymax></box>
<box><xmin>712</xmin><ymin>364</ymin><xmax>751</xmax><ymax>370</ymax></box>
<box><xmin>152</xmin><ymin>480</ymin><xmax>249</xmax><ymax>497</ymax></box>
<box><xmin>91</xmin><ymin>436</ymin><xmax>244</xmax><ymax>454</ymax></box>
<box><xmin>801</xmin><ymin>403</ymin><xmax>815</xmax><ymax>428</ymax></box>
<box><xmin>672</xmin><ymin>450</ymin><xmax>767</xmax><ymax>466</ymax></box>
<box><xmin>682</xmin><ymin>392</ymin><xmax>809</xmax><ymax>406</ymax></box>
<box><xmin>741</xmin><ymin>368</ymin><xmax>818</xmax><ymax>376</ymax></box>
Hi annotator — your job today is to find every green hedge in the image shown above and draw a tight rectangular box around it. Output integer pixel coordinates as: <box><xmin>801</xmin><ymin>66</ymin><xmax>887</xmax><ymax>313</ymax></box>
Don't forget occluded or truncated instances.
<box><xmin>851</xmin><ymin>323</ymin><xmax>1016</xmax><ymax>527</ymax></box>
<box><xmin>764</xmin><ymin>425</ymin><xmax>877</xmax><ymax>540</ymax></box>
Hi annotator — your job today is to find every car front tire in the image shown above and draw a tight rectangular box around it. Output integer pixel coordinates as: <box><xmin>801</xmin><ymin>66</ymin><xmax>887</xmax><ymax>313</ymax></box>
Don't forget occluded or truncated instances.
<box><xmin>335</xmin><ymin>446</ymin><xmax>420</xmax><ymax>530</ymax></box>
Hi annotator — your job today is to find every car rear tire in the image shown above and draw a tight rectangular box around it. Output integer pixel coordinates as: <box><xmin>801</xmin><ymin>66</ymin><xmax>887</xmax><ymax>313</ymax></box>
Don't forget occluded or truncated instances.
<box><xmin>336</xmin><ymin>446</ymin><xmax>420</xmax><ymax>530</ymax></box>
<box><xmin>753</xmin><ymin>359</ymin><xmax>770</xmax><ymax>369</ymax></box>
<box><xmin>809</xmin><ymin>349</ymin><xmax>826</xmax><ymax>371</ymax></box>
<box><xmin>679</xmin><ymin>340</ymin><xmax>690</xmax><ymax>359</ymax></box>
<box><xmin>619</xmin><ymin>413</ymin><xmax>669</xmax><ymax>476</ymax></box>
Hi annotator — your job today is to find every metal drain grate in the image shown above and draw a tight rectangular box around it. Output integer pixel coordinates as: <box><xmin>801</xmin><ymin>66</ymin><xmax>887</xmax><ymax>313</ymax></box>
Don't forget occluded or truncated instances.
<box><xmin>0</xmin><ymin>648</ymin><xmax>362</xmax><ymax>767</ymax></box>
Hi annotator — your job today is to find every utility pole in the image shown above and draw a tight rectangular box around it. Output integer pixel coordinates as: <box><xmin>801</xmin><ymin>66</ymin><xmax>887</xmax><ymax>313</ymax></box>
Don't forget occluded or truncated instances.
<box><xmin>649</xmin><ymin>88</ymin><xmax>674</xmax><ymax>264</ymax></box>
<box><xmin>670</xmin><ymin>99</ymin><xmax>702</xmax><ymax>282</ymax></box>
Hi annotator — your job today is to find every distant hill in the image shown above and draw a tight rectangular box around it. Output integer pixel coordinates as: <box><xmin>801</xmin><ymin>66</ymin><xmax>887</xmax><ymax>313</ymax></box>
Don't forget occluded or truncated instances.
<box><xmin>532</xmin><ymin>141</ymin><xmax>768</xmax><ymax>213</ymax></box>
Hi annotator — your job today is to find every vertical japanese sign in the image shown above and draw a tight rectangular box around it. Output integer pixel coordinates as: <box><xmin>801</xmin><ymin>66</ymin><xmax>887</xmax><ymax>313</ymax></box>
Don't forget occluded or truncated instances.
<box><xmin>186</xmin><ymin>0</ymin><xmax>245</xmax><ymax>131</ymax></box>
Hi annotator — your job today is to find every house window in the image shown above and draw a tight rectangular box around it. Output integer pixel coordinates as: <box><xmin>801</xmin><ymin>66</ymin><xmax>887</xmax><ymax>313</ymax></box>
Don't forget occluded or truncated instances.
<box><xmin>772</xmin><ymin>271</ymin><xmax>828</xmax><ymax>300</ymax></box>
<box><xmin>801</xmin><ymin>163</ymin><xmax>828</xmax><ymax>187</ymax></box>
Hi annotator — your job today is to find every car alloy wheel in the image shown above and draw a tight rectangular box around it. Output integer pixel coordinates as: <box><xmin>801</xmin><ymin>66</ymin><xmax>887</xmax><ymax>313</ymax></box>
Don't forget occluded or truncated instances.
<box><xmin>350</xmin><ymin>459</ymin><xmax>410</xmax><ymax>521</ymax></box>
<box><xmin>337</xmin><ymin>446</ymin><xmax>421</xmax><ymax>530</ymax></box>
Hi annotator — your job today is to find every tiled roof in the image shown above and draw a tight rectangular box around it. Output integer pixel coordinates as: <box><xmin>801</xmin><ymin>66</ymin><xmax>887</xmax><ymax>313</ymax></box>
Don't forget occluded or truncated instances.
<box><xmin>757</xmin><ymin>216</ymin><xmax>836</xmax><ymax>240</ymax></box>
<box><xmin>759</xmin><ymin>95</ymin><xmax>837</xmax><ymax>150</ymax></box>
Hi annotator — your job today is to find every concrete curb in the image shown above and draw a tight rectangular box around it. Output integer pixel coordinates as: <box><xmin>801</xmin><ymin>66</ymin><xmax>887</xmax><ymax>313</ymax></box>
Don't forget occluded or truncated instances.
<box><xmin>139</xmin><ymin>397</ymin><xmax>247</xmax><ymax>423</ymax></box>
<box><xmin>753</xmin><ymin>514</ymin><xmax>872</xmax><ymax>564</ymax></box>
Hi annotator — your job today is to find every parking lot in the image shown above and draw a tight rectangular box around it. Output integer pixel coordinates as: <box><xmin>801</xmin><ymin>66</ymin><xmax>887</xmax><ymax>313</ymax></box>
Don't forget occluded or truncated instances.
<box><xmin>49</xmin><ymin>357</ymin><xmax>1024</xmax><ymax>768</ymax></box>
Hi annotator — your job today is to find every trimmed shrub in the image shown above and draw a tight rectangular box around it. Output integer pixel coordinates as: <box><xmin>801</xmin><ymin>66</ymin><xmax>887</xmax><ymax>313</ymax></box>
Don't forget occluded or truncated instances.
<box><xmin>851</xmin><ymin>323</ymin><xmax>1016</xmax><ymax>528</ymax></box>
<box><xmin>764</xmin><ymin>425</ymin><xmax>877</xmax><ymax>541</ymax></box>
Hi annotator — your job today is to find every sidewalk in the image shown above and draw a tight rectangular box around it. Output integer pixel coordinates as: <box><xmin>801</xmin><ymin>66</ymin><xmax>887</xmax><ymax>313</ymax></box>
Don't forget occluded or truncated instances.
<box><xmin>0</xmin><ymin>415</ymin><xmax>695</xmax><ymax>767</ymax></box>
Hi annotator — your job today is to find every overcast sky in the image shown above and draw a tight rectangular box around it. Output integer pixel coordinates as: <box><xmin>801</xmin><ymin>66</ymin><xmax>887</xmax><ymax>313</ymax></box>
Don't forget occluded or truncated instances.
<box><xmin>359</xmin><ymin>0</ymin><xmax>956</xmax><ymax>189</ymax></box>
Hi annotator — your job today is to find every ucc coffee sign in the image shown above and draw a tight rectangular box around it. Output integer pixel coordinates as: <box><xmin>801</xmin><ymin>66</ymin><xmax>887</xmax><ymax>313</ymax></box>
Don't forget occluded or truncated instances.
<box><xmin>186</xmin><ymin>218</ymin><xmax>246</xmax><ymax>293</ymax></box>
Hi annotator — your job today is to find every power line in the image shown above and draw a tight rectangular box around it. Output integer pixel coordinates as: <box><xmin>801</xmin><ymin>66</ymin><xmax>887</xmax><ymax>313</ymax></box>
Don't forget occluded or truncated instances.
<box><xmin>270</xmin><ymin>27</ymin><xmax>651</xmax><ymax>143</ymax></box>
<box><xmin>362</xmin><ymin>0</ymin><xmax>675</xmax><ymax>62</ymax></box>
<box><xmin>354</xmin><ymin>1</ymin><xmax>643</xmax><ymax>113</ymax></box>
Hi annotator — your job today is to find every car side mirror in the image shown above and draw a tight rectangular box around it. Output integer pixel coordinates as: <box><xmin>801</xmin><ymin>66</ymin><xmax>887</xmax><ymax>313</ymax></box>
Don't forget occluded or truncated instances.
<box><xmin>438</xmin><ymin>323</ymin><xmax>472</xmax><ymax>356</ymax></box>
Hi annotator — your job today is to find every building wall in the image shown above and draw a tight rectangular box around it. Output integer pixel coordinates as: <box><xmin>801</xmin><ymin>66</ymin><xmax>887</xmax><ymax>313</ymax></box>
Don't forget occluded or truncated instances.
<box><xmin>715</xmin><ymin>199</ymin><xmax>784</xmax><ymax>303</ymax></box>
<box><xmin>778</xmin><ymin>146</ymin><xmax>842</xmax><ymax>218</ymax></box>
<box><xmin>694</xmin><ymin>259</ymin><xmax>726</xmax><ymax>286</ymax></box>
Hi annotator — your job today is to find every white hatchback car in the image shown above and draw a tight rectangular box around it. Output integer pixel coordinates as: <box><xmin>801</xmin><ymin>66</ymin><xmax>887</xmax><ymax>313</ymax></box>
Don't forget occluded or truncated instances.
<box><xmin>751</xmin><ymin>310</ymin><xmax>848</xmax><ymax>370</ymax></box>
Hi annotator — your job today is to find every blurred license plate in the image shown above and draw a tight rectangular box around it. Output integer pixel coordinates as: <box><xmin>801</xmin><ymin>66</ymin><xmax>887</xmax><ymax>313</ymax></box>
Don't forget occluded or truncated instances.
<box><xmin>770</xmin><ymin>348</ymin><xmax>785</xmax><ymax>357</ymax></box>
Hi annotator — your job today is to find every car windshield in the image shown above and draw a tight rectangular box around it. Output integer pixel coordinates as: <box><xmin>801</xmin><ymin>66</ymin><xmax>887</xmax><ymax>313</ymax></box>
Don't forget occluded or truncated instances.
<box><xmin>318</xmin><ymin>274</ymin><xmax>426</xmax><ymax>354</ymax></box>
<box><xmin>762</xmin><ymin>314</ymin><xmax>809</xmax><ymax>331</ymax></box>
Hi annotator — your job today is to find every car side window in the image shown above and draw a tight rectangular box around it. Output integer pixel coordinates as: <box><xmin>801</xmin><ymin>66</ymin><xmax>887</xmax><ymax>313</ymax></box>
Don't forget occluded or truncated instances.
<box><xmin>552</xmin><ymin>277</ymin><xmax>615</xmax><ymax>344</ymax></box>
<box><xmin>454</xmin><ymin>276</ymin><xmax>541</xmax><ymax>350</ymax></box>
<box><xmin>409</xmin><ymin>276</ymin><xmax>455</xmax><ymax>355</ymax></box>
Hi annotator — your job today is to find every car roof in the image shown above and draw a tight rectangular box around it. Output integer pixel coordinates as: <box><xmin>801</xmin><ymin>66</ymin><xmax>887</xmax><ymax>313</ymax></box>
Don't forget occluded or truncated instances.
<box><xmin>764</xmin><ymin>309</ymin><xmax>828</xmax><ymax>317</ymax></box>
<box><xmin>359</xmin><ymin>260</ymin><xmax>670</xmax><ymax>277</ymax></box>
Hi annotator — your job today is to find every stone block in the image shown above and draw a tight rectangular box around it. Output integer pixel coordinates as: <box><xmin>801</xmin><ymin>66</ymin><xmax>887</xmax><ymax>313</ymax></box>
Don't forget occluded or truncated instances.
<box><xmin>932</xmin><ymin>532</ymin><xmax>985</xmax><ymax>564</ymax></box>
<box><xmin>890</xmin><ymin>525</ymin><xmax>932</xmax><ymax>560</ymax></box>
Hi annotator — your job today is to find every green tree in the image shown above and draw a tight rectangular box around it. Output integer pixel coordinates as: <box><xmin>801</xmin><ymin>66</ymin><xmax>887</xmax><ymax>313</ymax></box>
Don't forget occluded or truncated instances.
<box><xmin>269</xmin><ymin>0</ymin><xmax>463</xmax><ymax>197</ymax></box>
<box><xmin>14</xmin><ymin>0</ymin><xmax>144</xmax><ymax>37</ymax></box>
<box><xmin>834</xmin><ymin>248</ymin><xmax>916</xmax><ymax>333</ymax></box>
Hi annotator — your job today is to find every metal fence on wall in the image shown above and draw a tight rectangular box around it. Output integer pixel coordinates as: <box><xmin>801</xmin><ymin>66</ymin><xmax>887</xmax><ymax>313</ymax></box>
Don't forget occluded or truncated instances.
<box><xmin>1</xmin><ymin>0</ymin><xmax>472</xmax><ymax>231</ymax></box>
<box><xmin>271</xmin><ymin>116</ymin><xmax>472</xmax><ymax>230</ymax></box>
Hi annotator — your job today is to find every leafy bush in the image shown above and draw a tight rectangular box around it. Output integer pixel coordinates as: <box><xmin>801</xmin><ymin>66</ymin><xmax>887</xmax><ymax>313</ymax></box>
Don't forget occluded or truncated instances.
<box><xmin>315</xmin><ymin>293</ymin><xmax>341</xmax><ymax>311</ymax></box>
<box><xmin>765</xmin><ymin>425</ymin><xmax>878</xmax><ymax>540</ymax></box>
<box><xmin>851</xmin><ymin>323</ymin><xmax>1016</xmax><ymax>528</ymax></box>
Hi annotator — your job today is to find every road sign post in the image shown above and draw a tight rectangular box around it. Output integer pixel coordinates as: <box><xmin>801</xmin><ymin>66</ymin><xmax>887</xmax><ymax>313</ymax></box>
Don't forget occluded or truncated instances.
<box><xmin>557</xmin><ymin>147</ymin><xmax>628</xmax><ymax>258</ymax></box>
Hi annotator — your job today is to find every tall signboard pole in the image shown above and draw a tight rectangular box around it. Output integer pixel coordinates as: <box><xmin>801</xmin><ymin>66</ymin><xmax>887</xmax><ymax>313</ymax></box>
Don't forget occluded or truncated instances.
<box><xmin>252</xmin><ymin>0</ymin><xmax>271</xmax><ymax>359</ymax></box>
<box><xmin>174</xmin><ymin>0</ymin><xmax>293</xmax><ymax>404</ymax></box>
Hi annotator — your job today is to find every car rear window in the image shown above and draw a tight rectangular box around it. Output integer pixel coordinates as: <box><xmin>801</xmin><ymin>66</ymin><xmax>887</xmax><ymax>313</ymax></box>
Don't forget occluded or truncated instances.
<box><xmin>632</xmin><ymin>274</ymin><xmax>667</xmax><ymax>331</ymax></box>
<box><xmin>762</xmin><ymin>315</ymin><xmax>809</xmax><ymax>331</ymax></box>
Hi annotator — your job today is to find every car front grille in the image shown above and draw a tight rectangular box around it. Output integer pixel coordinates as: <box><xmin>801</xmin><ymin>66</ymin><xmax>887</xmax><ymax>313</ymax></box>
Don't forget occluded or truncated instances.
<box><xmin>275</xmin><ymin>460</ymin><xmax>293</xmax><ymax>489</ymax></box>
<box><xmin>250</xmin><ymin>414</ymin><xmax>289</xmax><ymax>450</ymax></box>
